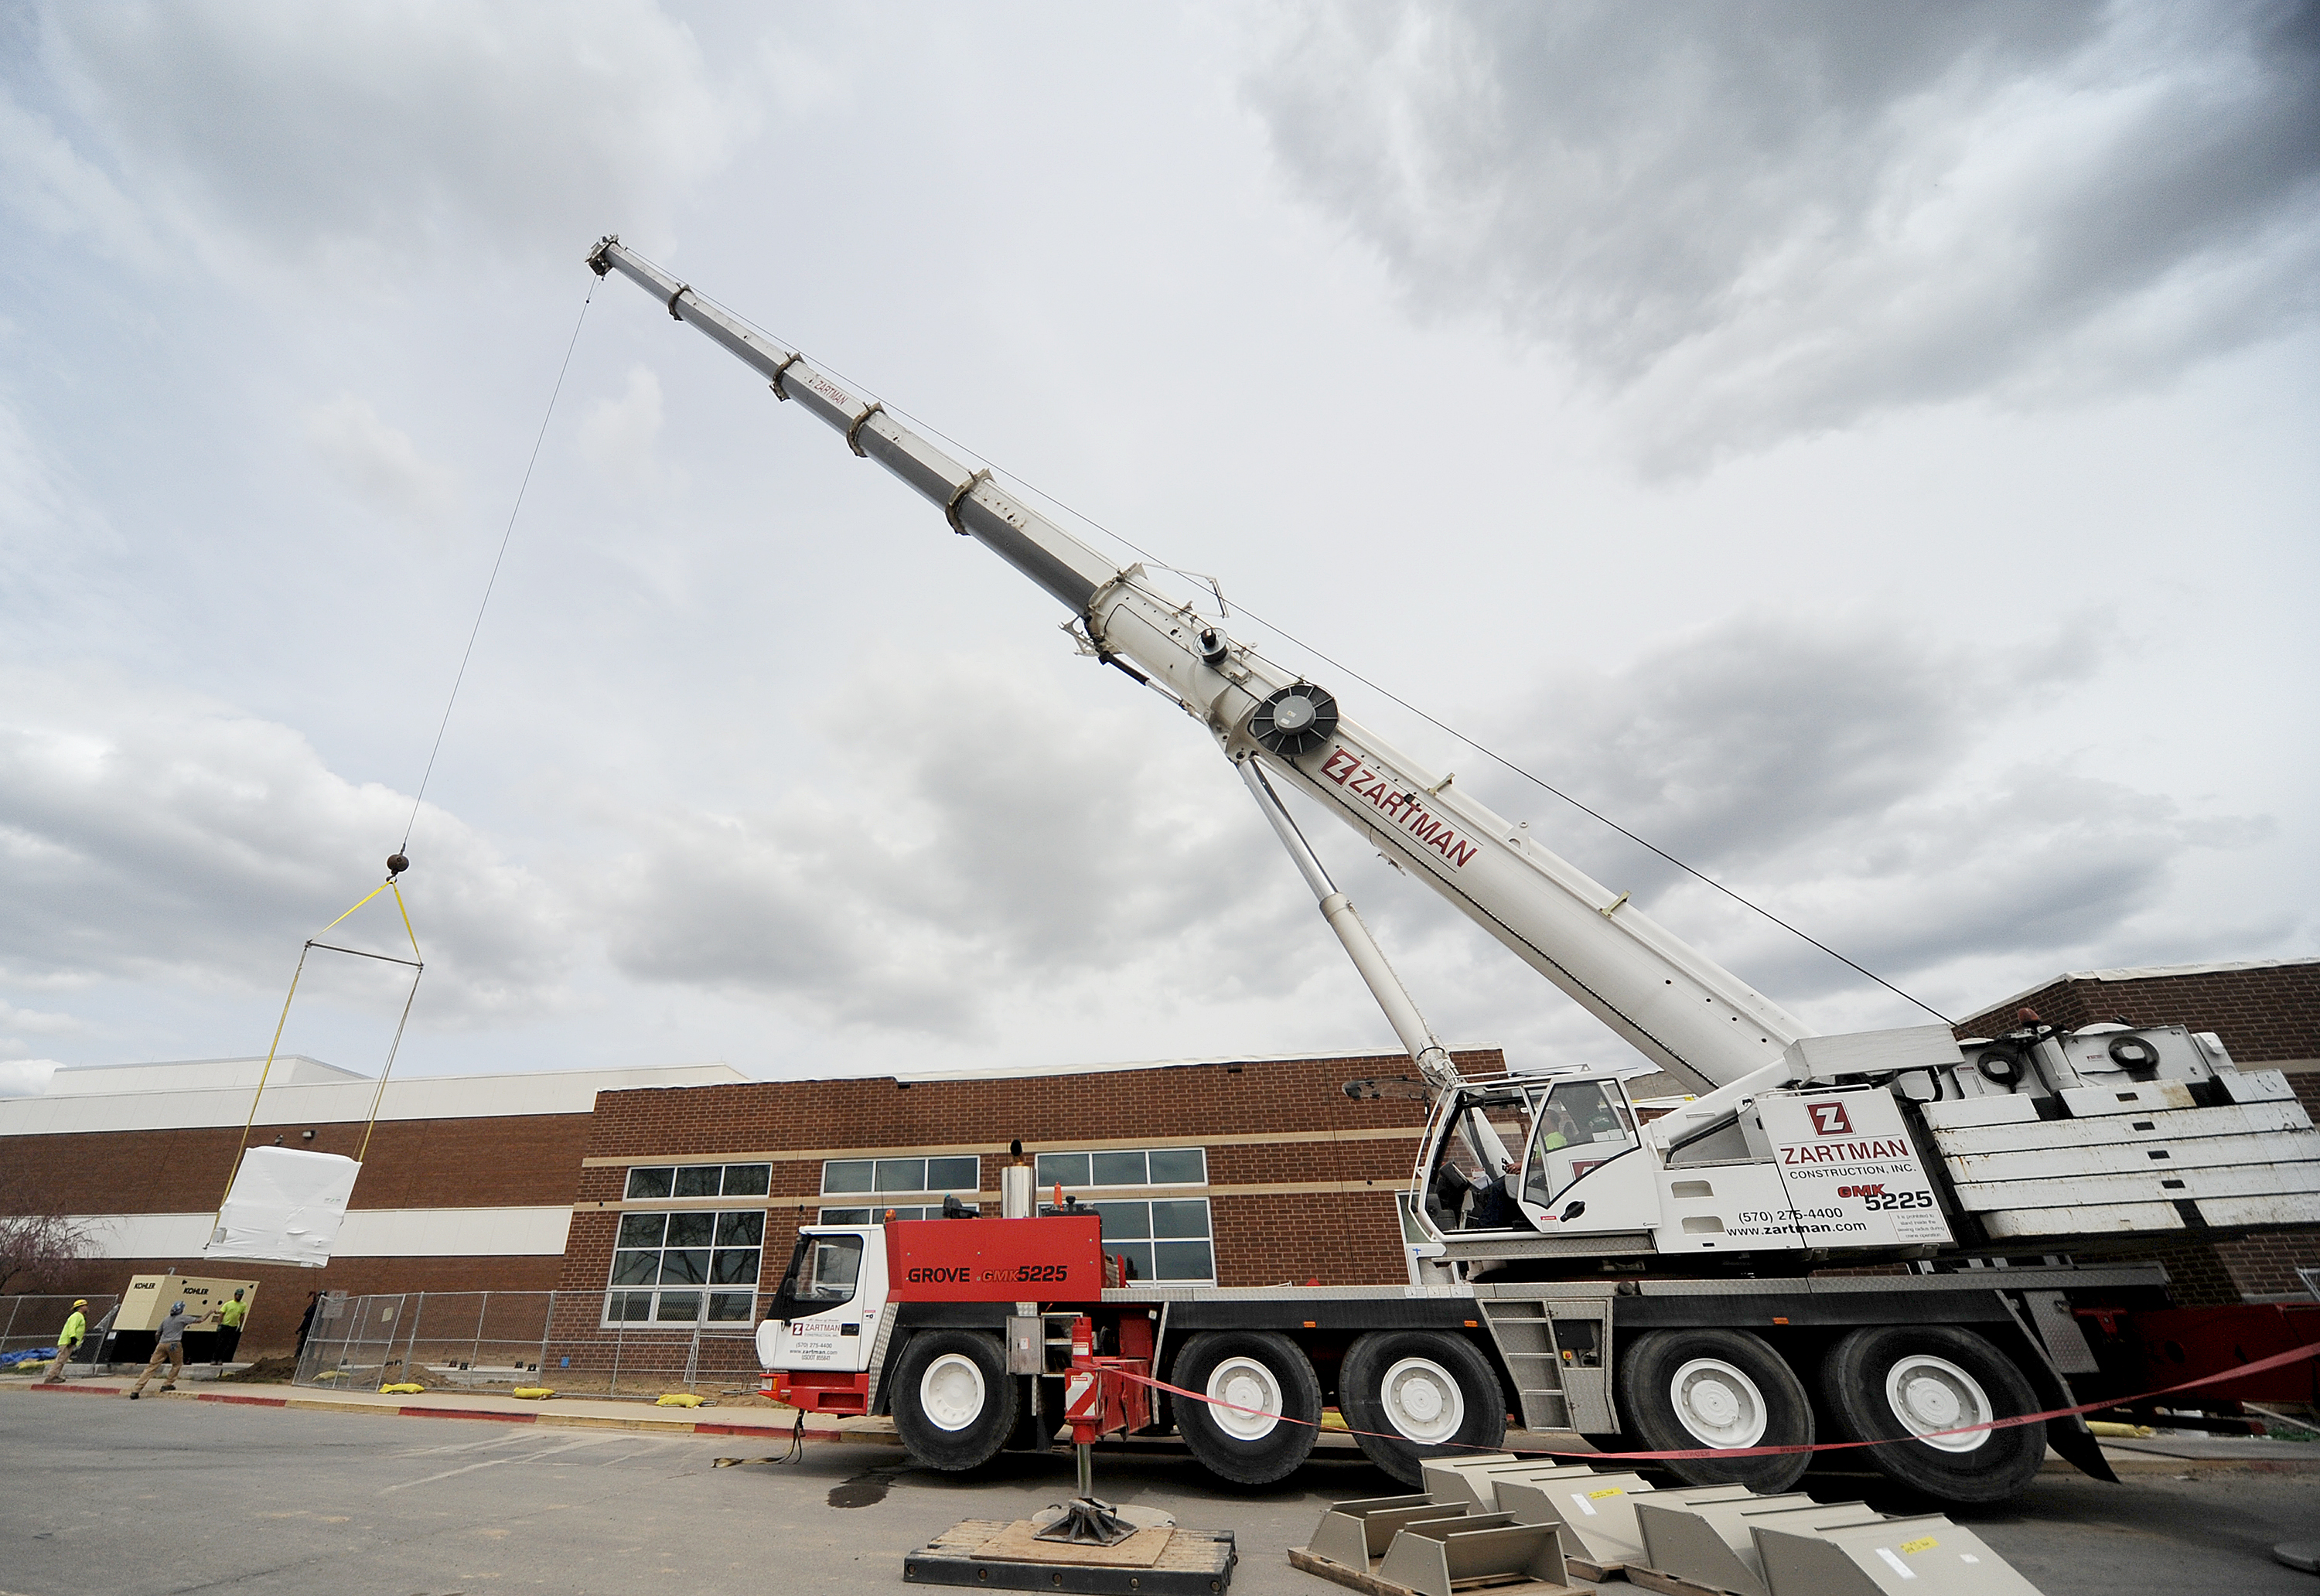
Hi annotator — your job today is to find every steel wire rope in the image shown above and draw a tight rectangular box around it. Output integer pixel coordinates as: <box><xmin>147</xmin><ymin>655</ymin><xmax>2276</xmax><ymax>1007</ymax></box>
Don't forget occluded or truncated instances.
<box><xmin>400</xmin><ymin>275</ymin><xmax>598</xmax><ymax>854</ymax></box>
<box><xmin>694</xmin><ymin>298</ymin><xmax>1949</xmax><ymax>1025</ymax></box>
<box><xmin>216</xmin><ymin>281</ymin><xmax>596</xmax><ymax>1236</ymax></box>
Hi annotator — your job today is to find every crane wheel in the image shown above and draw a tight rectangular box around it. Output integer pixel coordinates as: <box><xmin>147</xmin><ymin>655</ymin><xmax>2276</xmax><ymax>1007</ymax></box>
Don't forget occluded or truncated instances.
<box><xmin>1339</xmin><ymin>1330</ymin><xmax>1508</xmax><ymax>1488</ymax></box>
<box><xmin>1613</xmin><ymin>1328</ymin><xmax>1814</xmax><ymax>1492</ymax></box>
<box><xmin>1169</xmin><ymin>1330</ymin><xmax>1322</xmax><ymax>1485</ymax></box>
<box><xmin>892</xmin><ymin>1330</ymin><xmax>1018</xmax><ymax>1472</ymax></box>
<box><xmin>1818</xmin><ymin>1325</ymin><xmax>2045</xmax><ymax>1503</ymax></box>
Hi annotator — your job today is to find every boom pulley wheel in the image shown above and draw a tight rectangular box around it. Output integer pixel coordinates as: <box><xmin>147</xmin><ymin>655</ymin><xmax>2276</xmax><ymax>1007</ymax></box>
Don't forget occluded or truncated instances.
<box><xmin>1249</xmin><ymin>684</ymin><xmax>1339</xmax><ymax>757</ymax></box>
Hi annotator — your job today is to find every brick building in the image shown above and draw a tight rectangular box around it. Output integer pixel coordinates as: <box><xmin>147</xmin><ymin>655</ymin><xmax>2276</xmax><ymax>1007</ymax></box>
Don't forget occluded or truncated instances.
<box><xmin>542</xmin><ymin>1049</ymin><xmax>1500</xmax><ymax>1362</ymax></box>
<box><xmin>7</xmin><ymin>957</ymin><xmax>2312</xmax><ymax>1363</ymax></box>
<box><xmin>1956</xmin><ymin>956</ymin><xmax>2320</xmax><ymax>1303</ymax></box>
<box><xmin>1</xmin><ymin>1054</ymin><xmax>747</xmax><ymax>1351</ymax></box>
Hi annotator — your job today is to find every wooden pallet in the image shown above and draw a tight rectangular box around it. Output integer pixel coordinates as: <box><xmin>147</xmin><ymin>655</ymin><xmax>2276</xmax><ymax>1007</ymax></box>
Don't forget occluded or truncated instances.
<box><xmin>1564</xmin><ymin>1557</ymin><xmax>1625</xmax><ymax>1584</ymax></box>
<box><xmin>1623</xmin><ymin>1567</ymin><xmax>1741</xmax><ymax>1596</ymax></box>
<box><xmin>909</xmin><ymin>1519</ymin><xmax>1237</xmax><ymax>1594</ymax></box>
<box><xmin>1288</xmin><ymin>1546</ymin><xmax>1584</xmax><ymax>1596</ymax></box>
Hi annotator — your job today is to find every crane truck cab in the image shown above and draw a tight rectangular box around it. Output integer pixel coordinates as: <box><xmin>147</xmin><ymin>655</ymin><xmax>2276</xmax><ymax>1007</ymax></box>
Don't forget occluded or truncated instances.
<box><xmin>1407</xmin><ymin>1060</ymin><xmax>1959</xmax><ymax>1275</ymax></box>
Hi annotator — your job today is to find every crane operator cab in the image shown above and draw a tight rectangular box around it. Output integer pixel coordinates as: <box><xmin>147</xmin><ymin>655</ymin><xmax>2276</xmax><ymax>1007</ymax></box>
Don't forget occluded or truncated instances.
<box><xmin>1413</xmin><ymin>1070</ymin><xmax>1650</xmax><ymax>1247</ymax></box>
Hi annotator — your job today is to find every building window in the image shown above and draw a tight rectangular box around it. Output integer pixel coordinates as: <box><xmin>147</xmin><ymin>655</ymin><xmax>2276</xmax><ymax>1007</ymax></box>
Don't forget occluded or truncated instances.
<box><xmin>1033</xmin><ymin>1148</ymin><xmax>1206</xmax><ymax>1188</ymax></box>
<box><xmin>1080</xmin><ymin>1197</ymin><xmax>1214</xmax><ymax>1284</ymax></box>
<box><xmin>818</xmin><ymin>1205</ymin><xmax>946</xmax><ymax>1225</ymax></box>
<box><xmin>1033</xmin><ymin>1147</ymin><xmax>1212</xmax><ymax>1283</ymax></box>
<box><xmin>625</xmin><ymin>1163</ymin><xmax>771</xmax><ymax>1200</ymax></box>
<box><xmin>604</xmin><ymin>1209</ymin><xmax>765</xmax><ymax>1326</ymax></box>
<box><xmin>820</xmin><ymin>1154</ymin><xmax>980</xmax><ymax>1197</ymax></box>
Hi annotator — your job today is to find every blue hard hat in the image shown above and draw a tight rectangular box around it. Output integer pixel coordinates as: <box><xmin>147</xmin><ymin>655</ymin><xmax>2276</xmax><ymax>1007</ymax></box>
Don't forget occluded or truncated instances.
<box><xmin>172</xmin><ymin>1301</ymin><xmax>186</xmax><ymax>1313</ymax></box>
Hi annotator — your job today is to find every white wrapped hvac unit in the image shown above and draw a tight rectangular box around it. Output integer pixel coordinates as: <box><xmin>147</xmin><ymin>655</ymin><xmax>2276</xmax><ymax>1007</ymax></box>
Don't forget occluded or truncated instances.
<box><xmin>202</xmin><ymin>1145</ymin><xmax>360</xmax><ymax>1267</ymax></box>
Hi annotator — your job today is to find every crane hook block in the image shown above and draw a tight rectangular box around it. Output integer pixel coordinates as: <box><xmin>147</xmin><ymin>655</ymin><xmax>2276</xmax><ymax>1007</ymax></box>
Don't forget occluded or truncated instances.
<box><xmin>1250</xmin><ymin>683</ymin><xmax>1339</xmax><ymax>757</ymax></box>
<box><xmin>386</xmin><ymin>853</ymin><xmax>411</xmax><ymax>877</ymax></box>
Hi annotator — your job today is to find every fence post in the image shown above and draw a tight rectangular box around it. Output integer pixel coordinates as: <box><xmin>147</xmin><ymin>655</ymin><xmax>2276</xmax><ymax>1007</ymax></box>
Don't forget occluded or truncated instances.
<box><xmin>609</xmin><ymin>1320</ymin><xmax>623</xmax><ymax>1396</ymax></box>
<box><xmin>535</xmin><ymin>1291</ymin><xmax>554</xmax><ymax>1379</ymax></box>
<box><xmin>1</xmin><ymin>1295</ymin><xmax>21</xmax><ymax>1349</ymax></box>
<box><xmin>399</xmin><ymin>1292</ymin><xmax>425</xmax><ymax>1386</ymax></box>
<box><xmin>473</xmin><ymin>1291</ymin><xmax>486</xmax><ymax>1373</ymax></box>
<box><xmin>684</xmin><ymin>1320</ymin><xmax>702</xmax><ymax>1390</ymax></box>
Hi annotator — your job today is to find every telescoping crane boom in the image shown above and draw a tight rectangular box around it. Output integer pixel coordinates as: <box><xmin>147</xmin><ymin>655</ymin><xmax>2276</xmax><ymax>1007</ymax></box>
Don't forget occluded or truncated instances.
<box><xmin>583</xmin><ymin>239</ymin><xmax>1828</xmax><ymax>1093</ymax></box>
<box><xmin>582</xmin><ymin>237</ymin><xmax>2320</xmax><ymax>1505</ymax></box>
<box><xmin>585</xmin><ymin>236</ymin><xmax>2318</xmax><ymax>1273</ymax></box>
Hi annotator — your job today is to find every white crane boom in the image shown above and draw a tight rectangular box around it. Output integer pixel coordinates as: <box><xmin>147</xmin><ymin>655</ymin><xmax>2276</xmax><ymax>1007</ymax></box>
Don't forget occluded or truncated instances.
<box><xmin>587</xmin><ymin>237</ymin><xmax>1864</xmax><ymax>1096</ymax></box>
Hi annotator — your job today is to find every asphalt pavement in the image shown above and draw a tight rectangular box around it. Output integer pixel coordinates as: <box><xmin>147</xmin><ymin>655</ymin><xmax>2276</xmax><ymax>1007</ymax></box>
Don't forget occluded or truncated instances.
<box><xmin>3</xmin><ymin>1392</ymin><xmax>2314</xmax><ymax>1596</ymax></box>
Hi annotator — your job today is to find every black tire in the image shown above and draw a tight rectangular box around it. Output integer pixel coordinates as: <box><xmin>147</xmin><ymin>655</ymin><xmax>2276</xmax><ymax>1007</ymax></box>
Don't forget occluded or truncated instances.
<box><xmin>1339</xmin><ymin>1330</ymin><xmax>1509</xmax><ymax>1488</ymax></box>
<box><xmin>1615</xmin><ymin>1328</ymin><xmax>1813</xmax><ymax>1492</ymax></box>
<box><xmin>1170</xmin><ymin>1330</ymin><xmax>1322</xmax><ymax>1485</ymax></box>
<box><xmin>892</xmin><ymin>1330</ymin><xmax>1018</xmax><ymax>1472</ymax></box>
<box><xmin>1819</xmin><ymin>1325</ymin><xmax>2046</xmax><ymax>1503</ymax></box>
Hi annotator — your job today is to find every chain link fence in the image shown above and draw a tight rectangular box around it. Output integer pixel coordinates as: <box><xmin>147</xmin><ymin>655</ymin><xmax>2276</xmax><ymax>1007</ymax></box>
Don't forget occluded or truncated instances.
<box><xmin>0</xmin><ymin>1293</ymin><xmax>123</xmax><ymax>1369</ymax></box>
<box><xmin>294</xmin><ymin>1291</ymin><xmax>764</xmax><ymax>1400</ymax></box>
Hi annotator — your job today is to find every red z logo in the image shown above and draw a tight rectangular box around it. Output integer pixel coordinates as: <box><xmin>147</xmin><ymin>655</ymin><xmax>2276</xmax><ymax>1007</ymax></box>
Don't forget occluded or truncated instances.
<box><xmin>1809</xmin><ymin>1101</ymin><xmax>1854</xmax><ymax>1135</ymax></box>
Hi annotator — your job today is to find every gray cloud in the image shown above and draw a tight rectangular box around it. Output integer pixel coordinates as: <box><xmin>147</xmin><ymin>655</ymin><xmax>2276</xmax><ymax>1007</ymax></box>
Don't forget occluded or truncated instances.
<box><xmin>596</xmin><ymin>653</ymin><xmax>1306</xmax><ymax>1038</ymax></box>
<box><xmin>21</xmin><ymin>1</ymin><xmax>752</xmax><ymax>271</ymax></box>
<box><xmin>1459</xmin><ymin>613</ymin><xmax>2277</xmax><ymax>1013</ymax></box>
<box><xmin>1247</xmin><ymin>1</ymin><xmax>2320</xmax><ymax>465</ymax></box>
<box><xmin>0</xmin><ymin>666</ymin><xmax>569</xmax><ymax>1022</ymax></box>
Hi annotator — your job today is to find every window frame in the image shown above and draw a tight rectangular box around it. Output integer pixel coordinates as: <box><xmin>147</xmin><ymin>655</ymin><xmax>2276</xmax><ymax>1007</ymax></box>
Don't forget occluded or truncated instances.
<box><xmin>602</xmin><ymin>1205</ymin><xmax>767</xmax><ymax>1328</ymax></box>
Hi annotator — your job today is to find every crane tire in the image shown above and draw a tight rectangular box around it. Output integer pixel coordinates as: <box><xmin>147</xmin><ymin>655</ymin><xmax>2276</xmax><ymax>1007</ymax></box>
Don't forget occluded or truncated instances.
<box><xmin>1615</xmin><ymin>1328</ymin><xmax>1813</xmax><ymax>1492</ymax></box>
<box><xmin>1339</xmin><ymin>1330</ymin><xmax>1508</xmax><ymax>1488</ymax></box>
<box><xmin>1819</xmin><ymin>1325</ymin><xmax>2045</xmax><ymax>1503</ymax></box>
<box><xmin>1171</xmin><ymin>1330</ymin><xmax>1322</xmax><ymax>1485</ymax></box>
<box><xmin>892</xmin><ymin>1330</ymin><xmax>1018</xmax><ymax>1472</ymax></box>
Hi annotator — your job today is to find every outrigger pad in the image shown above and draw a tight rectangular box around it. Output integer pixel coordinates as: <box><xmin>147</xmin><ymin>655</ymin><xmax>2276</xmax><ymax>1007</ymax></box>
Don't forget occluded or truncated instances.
<box><xmin>203</xmin><ymin>1146</ymin><xmax>359</xmax><ymax>1267</ymax></box>
<box><xmin>1034</xmin><ymin>1498</ymin><xmax>1138</xmax><ymax>1548</ymax></box>
<box><xmin>907</xmin><ymin>1519</ymin><xmax>1236</xmax><ymax>1595</ymax></box>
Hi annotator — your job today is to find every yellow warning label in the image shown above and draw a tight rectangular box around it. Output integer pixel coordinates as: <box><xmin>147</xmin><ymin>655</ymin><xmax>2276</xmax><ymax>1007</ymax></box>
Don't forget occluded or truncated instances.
<box><xmin>1587</xmin><ymin>1488</ymin><xmax>1626</xmax><ymax>1499</ymax></box>
<box><xmin>1899</xmin><ymin>1537</ymin><xmax>1939</xmax><ymax>1555</ymax></box>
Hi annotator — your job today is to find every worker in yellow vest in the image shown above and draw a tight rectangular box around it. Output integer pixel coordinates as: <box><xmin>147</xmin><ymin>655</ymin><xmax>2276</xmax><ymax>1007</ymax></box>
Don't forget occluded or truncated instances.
<box><xmin>39</xmin><ymin>1301</ymin><xmax>87</xmax><ymax>1384</ymax></box>
<box><xmin>214</xmin><ymin>1289</ymin><xmax>249</xmax><ymax>1366</ymax></box>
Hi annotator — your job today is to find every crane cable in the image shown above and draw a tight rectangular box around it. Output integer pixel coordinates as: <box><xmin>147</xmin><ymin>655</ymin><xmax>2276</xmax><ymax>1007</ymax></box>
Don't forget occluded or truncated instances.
<box><xmin>704</xmin><ymin>300</ymin><xmax>1953</xmax><ymax>1027</ymax></box>
<box><xmin>215</xmin><ymin>278</ymin><xmax>597</xmax><ymax>1221</ymax></box>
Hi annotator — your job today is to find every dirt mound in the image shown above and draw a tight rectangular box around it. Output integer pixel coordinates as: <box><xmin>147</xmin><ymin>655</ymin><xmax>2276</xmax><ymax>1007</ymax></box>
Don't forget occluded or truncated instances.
<box><xmin>218</xmin><ymin>1355</ymin><xmax>301</xmax><ymax>1383</ymax></box>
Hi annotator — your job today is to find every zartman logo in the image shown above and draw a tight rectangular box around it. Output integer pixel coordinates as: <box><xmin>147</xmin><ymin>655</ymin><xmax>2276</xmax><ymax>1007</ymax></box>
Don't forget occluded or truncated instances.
<box><xmin>1809</xmin><ymin>1101</ymin><xmax>1854</xmax><ymax>1135</ymax></box>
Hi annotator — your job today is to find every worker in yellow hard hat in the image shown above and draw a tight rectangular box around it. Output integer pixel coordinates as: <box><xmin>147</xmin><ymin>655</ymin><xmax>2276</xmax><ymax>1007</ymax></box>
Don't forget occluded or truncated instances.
<box><xmin>39</xmin><ymin>1301</ymin><xmax>88</xmax><ymax>1384</ymax></box>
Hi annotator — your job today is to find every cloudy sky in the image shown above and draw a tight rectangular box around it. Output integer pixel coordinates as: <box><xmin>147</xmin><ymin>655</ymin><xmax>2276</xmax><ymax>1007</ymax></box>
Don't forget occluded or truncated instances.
<box><xmin>3</xmin><ymin>2</ymin><xmax>2314</xmax><ymax>1094</ymax></box>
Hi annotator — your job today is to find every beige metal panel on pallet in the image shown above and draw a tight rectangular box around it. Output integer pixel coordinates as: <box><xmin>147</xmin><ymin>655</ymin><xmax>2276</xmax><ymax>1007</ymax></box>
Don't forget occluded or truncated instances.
<box><xmin>1493</xmin><ymin>1471</ymin><xmax>1664</xmax><ymax>1574</ymax></box>
<box><xmin>1302</xmin><ymin>1497</ymin><xmax>1452</xmax><ymax>1574</ymax></box>
<box><xmin>1633</xmin><ymin>1495</ymin><xmax>1826</xmax><ymax>1596</ymax></box>
<box><xmin>1375</xmin><ymin>1512</ymin><xmax>1569</xmax><ymax>1596</ymax></box>
<box><xmin>1420</xmin><ymin>1457</ymin><xmax>1597</xmax><ymax>1512</ymax></box>
<box><xmin>1931</xmin><ymin>1100</ymin><xmax>2311</xmax><ymax>1157</ymax></box>
<box><xmin>1752</xmin><ymin>1515</ymin><xmax>2043</xmax><ymax>1596</ymax></box>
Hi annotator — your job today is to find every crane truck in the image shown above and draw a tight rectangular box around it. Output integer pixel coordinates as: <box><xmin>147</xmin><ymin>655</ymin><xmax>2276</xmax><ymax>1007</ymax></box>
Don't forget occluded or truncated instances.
<box><xmin>584</xmin><ymin>237</ymin><xmax>2320</xmax><ymax>1505</ymax></box>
